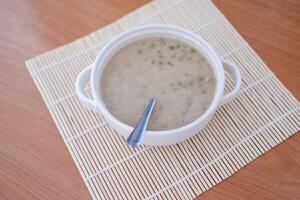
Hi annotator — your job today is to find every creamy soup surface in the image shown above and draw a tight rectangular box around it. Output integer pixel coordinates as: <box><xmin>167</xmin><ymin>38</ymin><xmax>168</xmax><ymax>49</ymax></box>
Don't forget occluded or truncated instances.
<box><xmin>101</xmin><ymin>37</ymin><xmax>215</xmax><ymax>130</ymax></box>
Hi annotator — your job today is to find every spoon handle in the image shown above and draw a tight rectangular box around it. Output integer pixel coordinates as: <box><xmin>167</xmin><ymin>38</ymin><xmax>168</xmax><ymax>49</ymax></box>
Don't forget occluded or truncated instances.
<box><xmin>126</xmin><ymin>98</ymin><xmax>156</xmax><ymax>147</ymax></box>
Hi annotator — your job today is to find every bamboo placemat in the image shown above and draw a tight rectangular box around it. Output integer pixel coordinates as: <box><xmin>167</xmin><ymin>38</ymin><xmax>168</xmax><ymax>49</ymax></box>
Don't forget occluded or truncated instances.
<box><xmin>25</xmin><ymin>0</ymin><xmax>300</xmax><ymax>199</ymax></box>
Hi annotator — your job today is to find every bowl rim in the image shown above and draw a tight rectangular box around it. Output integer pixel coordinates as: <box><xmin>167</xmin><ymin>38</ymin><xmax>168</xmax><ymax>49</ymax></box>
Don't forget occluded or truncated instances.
<box><xmin>91</xmin><ymin>24</ymin><xmax>225</xmax><ymax>137</ymax></box>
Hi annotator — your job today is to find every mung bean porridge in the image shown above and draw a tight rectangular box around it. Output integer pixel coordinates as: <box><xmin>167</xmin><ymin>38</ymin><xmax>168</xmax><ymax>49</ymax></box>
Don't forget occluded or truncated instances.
<box><xmin>101</xmin><ymin>37</ymin><xmax>215</xmax><ymax>130</ymax></box>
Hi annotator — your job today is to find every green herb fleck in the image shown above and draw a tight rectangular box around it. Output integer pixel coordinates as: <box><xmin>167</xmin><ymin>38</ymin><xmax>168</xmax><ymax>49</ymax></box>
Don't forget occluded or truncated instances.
<box><xmin>137</xmin><ymin>49</ymin><xmax>143</xmax><ymax>54</ymax></box>
<box><xmin>197</xmin><ymin>75</ymin><xmax>204</xmax><ymax>87</ymax></box>
<box><xmin>149</xmin><ymin>43</ymin><xmax>155</xmax><ymax>48</ymax></box>
<box><xmin>190</xmin><ymin>48</ymin><xmax>196</xmax><ymax>53</ymax></box>
<box><xmin>167</xmin><ymin>62</ymin><xmax>173</xmax><ymax>66</ymax></box>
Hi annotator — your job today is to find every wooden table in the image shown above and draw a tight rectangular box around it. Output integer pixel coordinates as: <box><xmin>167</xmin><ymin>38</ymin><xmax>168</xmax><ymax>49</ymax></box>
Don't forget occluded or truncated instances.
<box><xmin>0</xmin><ymin>0</ymin><xmax>299</xmax><ymax>199</ymax></box>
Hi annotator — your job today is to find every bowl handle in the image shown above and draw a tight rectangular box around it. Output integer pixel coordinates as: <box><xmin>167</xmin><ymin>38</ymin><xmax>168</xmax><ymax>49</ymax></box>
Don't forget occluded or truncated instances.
<box><xmin>75</xmin><ymin>64</ymin><xmax>97</xmax><ymax>111</ymax></box>
<box><xmin>221</xmin><ymin>60</ymin><xmax>242</xmax><ymax>104</ymax></box>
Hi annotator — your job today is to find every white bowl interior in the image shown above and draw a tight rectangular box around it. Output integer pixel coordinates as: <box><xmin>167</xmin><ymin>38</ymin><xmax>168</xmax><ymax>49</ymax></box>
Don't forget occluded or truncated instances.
<box><xmin>91</xmin><ymin>25</ymin><xmax>225</xmax><ymax>137</ymax></box>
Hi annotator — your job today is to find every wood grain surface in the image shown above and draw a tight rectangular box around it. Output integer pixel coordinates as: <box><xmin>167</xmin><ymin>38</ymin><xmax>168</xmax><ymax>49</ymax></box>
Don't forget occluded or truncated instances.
<box><xmin>0</xmin><ymin>0</ymin><xmax>299</xmax><ymax>199</ymax></box>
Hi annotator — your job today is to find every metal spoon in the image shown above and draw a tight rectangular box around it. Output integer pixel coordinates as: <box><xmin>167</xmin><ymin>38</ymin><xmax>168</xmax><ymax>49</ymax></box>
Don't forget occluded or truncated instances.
<box><xmin>126</xmin><ymin>98</ymin><xmax>156</xmax><ymax>147</ymax></box>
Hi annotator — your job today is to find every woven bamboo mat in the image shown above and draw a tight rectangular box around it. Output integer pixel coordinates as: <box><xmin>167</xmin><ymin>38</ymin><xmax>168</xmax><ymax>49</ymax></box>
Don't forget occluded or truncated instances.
<box><xmin>26</xmin><ymin>0</ymin><xmax>300</xmax><ymax>199</ymax></box>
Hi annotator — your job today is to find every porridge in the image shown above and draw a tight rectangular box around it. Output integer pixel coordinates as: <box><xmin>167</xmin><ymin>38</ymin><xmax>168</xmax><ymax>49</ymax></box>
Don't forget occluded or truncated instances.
<box><xmin>101</xmin><ymin>37</ymin><xmax>215</xmax><ymax>130</ymax></box>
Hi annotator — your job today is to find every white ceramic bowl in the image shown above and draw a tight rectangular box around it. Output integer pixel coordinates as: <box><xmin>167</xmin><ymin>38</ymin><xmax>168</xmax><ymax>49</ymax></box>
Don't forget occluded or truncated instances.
<box><xmin>75</xmin><ymin>24</ymin><xmax>241</xmax><ymax>146</ymax></box>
